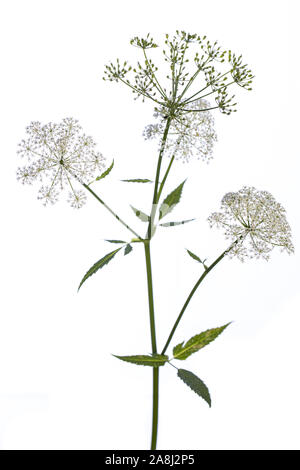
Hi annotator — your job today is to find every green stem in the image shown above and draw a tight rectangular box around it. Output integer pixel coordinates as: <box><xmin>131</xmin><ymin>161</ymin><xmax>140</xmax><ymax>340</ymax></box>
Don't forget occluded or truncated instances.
<box><xmin>151</xmin><ymin>368</ymin><xmax>159</xmax><ymax>450</ymax></box>
<box><xmin>147</xmin><ymin>116</ymin><xmax>172</xmax><ymax>239</ymax></box>
<box><xmin>161</xmin><ymin>242</ymin><xmax>237</xmax><ymax>355</ymax></box>
<box><xmin>156</xmin><ymin>154</ymin><xmax>175</xmax><ymax>202</ymax></box>
<box><xmin>143</xmin><ymin>116</ymin><xmax>174</xmax><ymax>450</ymax></box>
<box><xmin>152</xmin><ymin>118</ymin><xmax>172</xmax><ymax>204</ymax></box>
<box><xmin>82</xmin><ymin>183</ymin><xmax>142</xmax><ymax>240</ymax></box>
<box><xmin>156</xmin><ymin>134</ymin><xmax>184</xmax><ymax>204</ymax></box>
<box><xmin>142</xmin><ymin>111</ymin><xmax>175</xmax><ymax>450</ymax></box>
<box><xmin>144</xmin><ymin>241</ymin><xmax>157</xmax><ymax>354</ymax></box>
<box><xmin>143</xmin><ymin>240</ymin><xmax>159</xmax><ymax>450</ymax></box>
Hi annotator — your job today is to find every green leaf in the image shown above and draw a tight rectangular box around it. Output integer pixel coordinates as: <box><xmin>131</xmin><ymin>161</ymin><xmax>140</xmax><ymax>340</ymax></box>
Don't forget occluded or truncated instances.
<box><xmin>78</xmin><ymin>248</ymin><xmax>122</xmax><ymax>291</ymax></box>
<box><xmin>113</xmin><ymin>354</ymin><xmax>169</xmax><ymax>367</ymax></box>
<box><xmin>177</xmin><ymin>369</ymin><xmax>211</xmax><ymax>407</ymax></box>
<box><xmin>159</xmin><ymin>180</ymin><xmax>186</xmax><ymax>220</ymax></box>
<box><xmin>160</xmin><ymin>218</ymin><xmax>195</xmax><ymax>227</ymax></box>
<box><xmin>105</xmin><ymin>239</ymin><xmax>126</xmax><ymax>244</ymax></box>
<box><xmin>124</xmin><ymin>244</ymin><xmax>133</xmax><ymax>255</ymax></box>
<box><xmin>95</xmin><ymin>159</ymin><xmax>114</xmax><ymax>181</ymax></box>
<box><xmin>173</xmin><ymin>323</ymin><xmax>231</xmax><ymax>360</ymax></box>
<box><xmin>130</xmin><ymin>205</ymin><xmax>150</xmax><ymax>222</ymax></box>
<box><xmin>121</xmin><ymin>178</ymin><xmax>153</xmax><ymax>183</ymax></box>
<box><xmin>186</xmin><ymin>249</ymin><xmax>202</xmax><ymax>263</ymax></box>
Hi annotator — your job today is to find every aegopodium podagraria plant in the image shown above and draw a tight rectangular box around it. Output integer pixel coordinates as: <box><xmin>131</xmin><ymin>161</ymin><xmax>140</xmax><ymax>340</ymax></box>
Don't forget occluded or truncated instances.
<box><xmin>17</xmin><ymin>31</ymin><xmax>294</xmax><ymax>450</ymax></box>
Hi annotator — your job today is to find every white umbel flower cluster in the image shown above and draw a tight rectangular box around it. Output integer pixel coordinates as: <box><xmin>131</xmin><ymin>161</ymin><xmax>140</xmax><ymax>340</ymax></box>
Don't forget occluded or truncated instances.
<box><xmin>17</xmin><ymin>118</ymin><xmax>106</xmax><ymax>208</ymax></box>
<box><xmin>208</xmin><ymin>186</ymin><xmax>294</xmax><ymax>261</ymax></box>
<box><xmin>143</xmin><ymin>99</ymin><xmax>217</xmax><ymax>163</ymax></box>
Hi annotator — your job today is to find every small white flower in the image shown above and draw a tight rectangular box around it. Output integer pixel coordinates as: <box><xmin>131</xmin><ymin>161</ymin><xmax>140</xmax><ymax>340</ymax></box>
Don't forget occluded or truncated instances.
<box><xmin>208</xmin><ymin>186</ymin><xmax>294</xmax><ymax>261</ymax></box>
<box><xmin>67</xmin><ymin>190</ymin><xmax>87</xmax><ymax>209</ymax></box>
<box><xmin>17</xmin><ymin>118</ymin><xmax>106</xmax><ymax>208</ymax></box>
<box><xmin>143</xmin><ymin>99</ymin><xmax>217</xmax><ymax>163</ymax></box>
<box><xmin>37</xmin><ymin>185</ymin><xmax>59</xmax><ymax>206</ymax></box>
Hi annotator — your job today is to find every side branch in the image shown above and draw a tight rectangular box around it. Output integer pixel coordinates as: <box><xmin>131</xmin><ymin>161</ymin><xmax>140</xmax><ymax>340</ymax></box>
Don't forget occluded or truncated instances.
<box><xmin>82</xmin><ymin>183</ymin><xmax>142</xmax><ymax>239</ymax></box>
<box><xmin>161</xmin><ymin>239</ymin><xmax>240</xmax><ymax>355</ymax></box>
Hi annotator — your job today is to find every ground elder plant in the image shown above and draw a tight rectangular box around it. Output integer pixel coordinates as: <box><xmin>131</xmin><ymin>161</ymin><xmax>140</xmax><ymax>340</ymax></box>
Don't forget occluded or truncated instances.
<box><xmin>17</xmin><ymin>31</ymin><xmax>294</xmax><ymax>450</ymax></box>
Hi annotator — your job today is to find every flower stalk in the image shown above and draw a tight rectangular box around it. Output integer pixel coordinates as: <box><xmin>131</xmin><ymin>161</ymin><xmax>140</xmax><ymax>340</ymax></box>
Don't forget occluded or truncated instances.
<box><xmin>161</xmin><ymin>239</ymin><xmax>240</xmax><ymax>355</ymax></box>
<box><xmin>82</xmin><ymin>182</ymin><xmax>142</xmax><ymax>240</ymax></box>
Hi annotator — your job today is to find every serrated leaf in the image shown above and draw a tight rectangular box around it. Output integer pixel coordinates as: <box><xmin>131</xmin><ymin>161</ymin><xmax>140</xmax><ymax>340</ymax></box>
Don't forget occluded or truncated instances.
<box><xmin>95</xmin><ymin>159</ymin><xmax>114</xmax><ymax>181</ymax></box>
<box><xmin>78</xmin><ymin>248</ymin><xmax>122</xmax><ymax>291</ymax></box>
<box><xmin>173</xmin><ymin>323</ymin><xmax>231</xmax><ymax>360</ymax></box>
<box><xmin>105</xmin><ymin>239</ymin><xmax>126</xmax><ymax>244</ymax></box>
<box><xmin>159</xmin><ymin>180</ymin><xmax>186</xmax><ymax>220</ymax></box>
<box><xmin>124</xmin><ymin>244</ymin><xmax>133</xmax><ymax>255</ymax></box>
<box><xmin>113</xmin><ymin>354</ymin><xmax>169</xmax><ymax>367</ymax></box>
<box><xmin>130</xmin><ymin>205</ymin><xmax>150</xmax><ymax>222</ymax></box>
<box><xmin>177</xmin><ymin>369</ymin><xmax>211</xmax><ymax>407</ymax></box>
<box><xmin>160</xmin><ymin>218</ymin><xmax>195</xmax><ymax>227</ymax></box>
<box><xmin>186</xmin><ymin>249</ymin><xmax>202</xmax><ymax>263</ymax></box>
<box><xmin>121</xmin><ymin>178</ymin><xmax>153</xmax><ymax>183</ymax></box>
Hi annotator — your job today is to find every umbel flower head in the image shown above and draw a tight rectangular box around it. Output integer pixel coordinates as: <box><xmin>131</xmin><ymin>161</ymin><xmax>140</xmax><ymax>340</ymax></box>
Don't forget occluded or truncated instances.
<box><xmin>17</xmin><ymin>118</ymin><xmax>106</xmax><ymax>208</ymax></box>
<box><xmin>208</xmin><ymin>186</ymin><xmax>294</xmax><ymax>261</ymax></box>
<box><xmin>143</xmin><ymin>98</ymin><xmax>217</xmax><ymax>163</ymax></box>
<box><xmin>103</xmin><ymin>31</ymin><xmax>254</xmax><ymax>118</ymax></box>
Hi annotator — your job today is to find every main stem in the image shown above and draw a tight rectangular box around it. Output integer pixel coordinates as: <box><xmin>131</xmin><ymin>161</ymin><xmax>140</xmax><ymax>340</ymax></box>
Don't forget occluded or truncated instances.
<box><xmin>147</xmin><ymin>117</ymin><xmax>172</xmax><ymax>239</ymax></box>
<box><xmin>144</xmin><ymin>116</ymin><xmax>173</xmax><ymax>450</ymax></box>
<box><xmin>144</xmin><ymin>240</ymin><xmax>159</xmax><ymax>450</ymax></box>
<box><xmin>144</xmin><ymin>241</ymin><xmax>157</xmax><ymax>354</ymax></box>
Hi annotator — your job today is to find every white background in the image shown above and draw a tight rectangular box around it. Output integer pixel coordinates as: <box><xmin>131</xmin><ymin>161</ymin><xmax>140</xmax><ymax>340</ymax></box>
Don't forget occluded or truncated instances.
<box><xmin>0</xmin><ymin>0</ymin><xmax>299</xmax><ymax>450</ymax></box>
